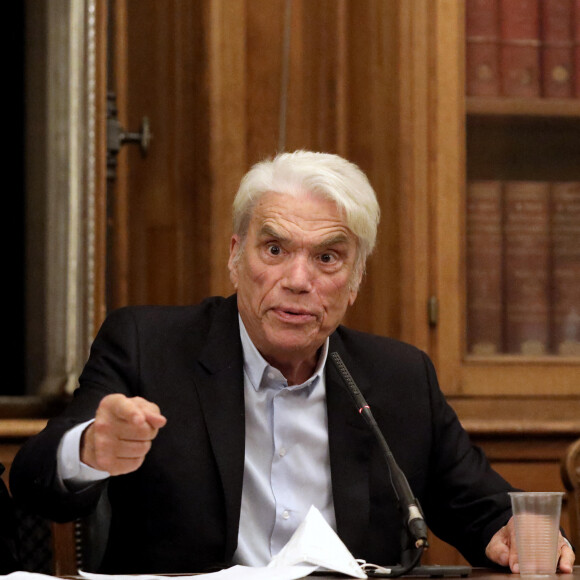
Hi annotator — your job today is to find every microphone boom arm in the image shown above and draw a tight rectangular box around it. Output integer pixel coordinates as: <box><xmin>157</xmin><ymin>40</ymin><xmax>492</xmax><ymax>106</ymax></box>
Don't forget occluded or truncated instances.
<box><xmin>329</xmin><ymin>352</ymin><xmax>429</xmax><ymax>549</ymax></box>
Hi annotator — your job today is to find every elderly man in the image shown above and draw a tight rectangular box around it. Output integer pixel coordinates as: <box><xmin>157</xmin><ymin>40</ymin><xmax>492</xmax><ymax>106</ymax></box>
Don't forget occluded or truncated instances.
<box><xmin>10</xmin><ymin>151</ymin><xmax>574</xmax><ymax>574</ymax></box>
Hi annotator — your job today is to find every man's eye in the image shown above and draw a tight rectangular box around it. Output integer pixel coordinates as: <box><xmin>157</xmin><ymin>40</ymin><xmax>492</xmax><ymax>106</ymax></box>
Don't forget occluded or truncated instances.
<box><xmin>320</xmin><ymin>253</ymin><xmax>336</xmax><ymax>264</ymax></box>
<box><xmin>267</xmin><ymin>244</ymin><xmax>281</xmax><ymax>256</ymax></box>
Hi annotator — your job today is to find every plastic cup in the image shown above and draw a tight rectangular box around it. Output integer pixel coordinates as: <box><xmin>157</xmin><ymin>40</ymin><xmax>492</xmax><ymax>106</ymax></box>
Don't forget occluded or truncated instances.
<box><xmin>509</xmin><ymin>492</ymin><xmax>564</xmax><ymax>576</ymax></box>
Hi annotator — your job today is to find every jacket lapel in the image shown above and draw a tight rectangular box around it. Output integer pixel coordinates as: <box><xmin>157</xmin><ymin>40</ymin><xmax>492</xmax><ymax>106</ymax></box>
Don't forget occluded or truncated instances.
<box><xmin>192</xmin><ymin>296</ymin><xmax>246</xmax><ymax>559</ymax></box>
<box><xmin>326</xmin><ymin>333</ymin><xmax>374</xmax><ymax>557</ymax></box>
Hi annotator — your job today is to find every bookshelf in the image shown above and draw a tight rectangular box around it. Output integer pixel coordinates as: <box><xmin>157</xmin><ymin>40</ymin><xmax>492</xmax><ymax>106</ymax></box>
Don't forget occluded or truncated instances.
<box><xmin>455</xmin><ymin>0</ymin><xmax>580</xmax><ymax>395</ymax></box>
<box><xmin>410</xmin><ymin>0</ymin><xmax>580</xmax><ymax>564</ymax></box>
<box><xmin>426</xmin><ymin>0</ymin><xmax>580</xmax><ymax>398</ymax></box>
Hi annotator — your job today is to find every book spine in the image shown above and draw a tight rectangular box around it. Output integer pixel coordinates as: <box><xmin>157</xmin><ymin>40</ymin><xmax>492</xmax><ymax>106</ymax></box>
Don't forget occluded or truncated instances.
<box><xmin>540</xmin><ymin>0</ymin><xmax>574</xmax><ymax>98</ymax></box>
<box><xmin>575</xmin><ymin>0</ymin><xmax>580</xmax><ymax>96</ymax></box>
<box><xmin>550</xmin><ymin>182</ymin><xmax>580</xmax><ymax>355</ymax></box>
<box><xmin>466</xmin><ymin>181</ymin><xmax>504</xmax><ymax>354</ymax></box>
<box><xmin>500</xmin><ymin>0</ymin><xmax>541</xmax><ymax>96</ymax></box>
<box><xmin>466</xmin><ymin>0</ymin><xmax>501</xmax><ymax>96</ymax></box>
<box><xmin>503</xmin><ymin>181</ymin><xmax>550</xmax><ymax>355</ymax></box>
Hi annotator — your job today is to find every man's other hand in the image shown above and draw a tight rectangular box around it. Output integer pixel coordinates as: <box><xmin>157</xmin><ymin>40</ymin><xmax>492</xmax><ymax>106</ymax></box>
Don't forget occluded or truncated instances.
<box><xmin>485</xmin><ymin>516</ymin><xmax>575</xmax><ymax>573</ymax></box>
<box><xmin>80</xmin><ymin>394</ymin><xmax>167</xmax><ymax>476</ymax></box>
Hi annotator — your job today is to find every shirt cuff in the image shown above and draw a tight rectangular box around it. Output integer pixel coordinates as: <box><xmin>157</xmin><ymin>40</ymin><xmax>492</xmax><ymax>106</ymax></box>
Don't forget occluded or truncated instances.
<box><xmin>57</xmin><ymin>419</ymin><xmax>110</xmax><ymax>487</ymax></box>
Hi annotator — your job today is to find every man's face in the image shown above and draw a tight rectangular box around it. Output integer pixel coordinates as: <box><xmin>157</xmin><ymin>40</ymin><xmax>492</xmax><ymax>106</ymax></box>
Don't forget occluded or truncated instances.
<box><xmin>228</xmin><ymin>191</ymin><xmax>361</xmax><ymax>372</ymax></box>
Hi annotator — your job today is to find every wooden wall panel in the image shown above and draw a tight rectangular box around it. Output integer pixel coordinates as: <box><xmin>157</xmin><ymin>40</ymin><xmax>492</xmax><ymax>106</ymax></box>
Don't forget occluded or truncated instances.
<box><xmin>428</xmin><ymin>0</ymin><xmax>466</xmax><ymax>394</ymax></box>
<box><xmin>284</xmin><ymin>1</ymin><xmax>343</xmax><ymax>154</ymax></box>
<box><xmin>342</xmin><ymin>0</ymin><xmax>402</xmax><ymax>338</ymax></box>
<box><xmin>396</xmin><ymin>0</ymin><xmax>432</xmax><ymax>353</ymax></box>
<box><xmin>245</xmin><ymin>0</ymin><xmax>286</xmax><ymax>160</ymax></box>
<box><xmin>206</xmin><ymin>0</ymin><xmax>248</xmax><ymax>296</ymax></box>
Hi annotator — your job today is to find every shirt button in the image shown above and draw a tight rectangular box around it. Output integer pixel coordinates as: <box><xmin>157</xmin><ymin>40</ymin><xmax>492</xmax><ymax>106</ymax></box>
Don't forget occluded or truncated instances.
<box><xmin>279</xmin><ymin>448</ymin><xmax>286</xmax><ymax>457</ymax></box>
<box><xmin>267</xmin><ymin>371</ymin><xmax>275</xmax><ymax>380</ymax></box>
<box><xmin>282</xmin><ymin>510</ymin><xmax>290</xmax><ymax>520</ymax></box>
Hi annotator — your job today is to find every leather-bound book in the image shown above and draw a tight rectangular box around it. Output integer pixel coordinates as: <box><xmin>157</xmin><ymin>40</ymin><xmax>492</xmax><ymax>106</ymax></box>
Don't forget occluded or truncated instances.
<box><xmin>466</xmin><ymin>181</ymin><xmax>504</xmax><ymax>354</ymax></box>
<box><xmin>541</xmin><ymin>0</ymin><xmax>574</xmax><ymax>98</ymax></box>
<box><xmin>503</xmin><ymin>181</ymin><xmax>550</xmax><ymax>355</ymax></box>
<box><xmin>500</xmin><ymin>0</ymin><xmax>541</xmax><ymax>96</ymax></box>
<box><xmin>550</xmin><ymin>182</ymin><xmax>580</xmax><ymax>355</ymax></box>
<box><xmin>466</xmin><ymin>0</ymin><xmax>501</xmax><ymax>96</ymax></box>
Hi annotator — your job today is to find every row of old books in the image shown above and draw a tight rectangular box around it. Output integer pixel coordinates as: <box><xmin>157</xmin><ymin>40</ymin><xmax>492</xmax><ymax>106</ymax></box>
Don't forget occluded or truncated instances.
<box><xmin>466</xmin><ymin>180</ymin><xmax>580</xmax><ymax>356</ymax></box>
<box><xmin>466</xmin><ymin>0</ymin><xmax>580</xmax><ymax>98</ymax></box>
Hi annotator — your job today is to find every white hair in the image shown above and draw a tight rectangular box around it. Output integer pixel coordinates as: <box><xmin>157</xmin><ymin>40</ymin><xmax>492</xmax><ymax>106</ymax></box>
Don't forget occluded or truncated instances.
<box><xmin>232</xmin><ymin>151</ymin><xmax>380</xmax><ymax>268</ymax></box>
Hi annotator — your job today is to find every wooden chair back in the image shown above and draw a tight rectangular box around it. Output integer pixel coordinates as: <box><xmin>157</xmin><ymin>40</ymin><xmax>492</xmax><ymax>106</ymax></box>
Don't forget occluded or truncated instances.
<box><xmin>561</xmin><ymin>438</ymin><xmax>580</xmax><ymax>550</ymax></box>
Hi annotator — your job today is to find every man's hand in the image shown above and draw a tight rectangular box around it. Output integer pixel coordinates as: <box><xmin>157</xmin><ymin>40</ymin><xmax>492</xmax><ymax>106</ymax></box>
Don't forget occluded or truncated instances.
<box><xmin>485</xmin><ymin>516</ymin><xmax>575</xmax><ymax>573</ymax></box>
<box><xmin>80</xmin><ymin>394</ymin><xmax>167</xmax><ymax>476</ymax></box>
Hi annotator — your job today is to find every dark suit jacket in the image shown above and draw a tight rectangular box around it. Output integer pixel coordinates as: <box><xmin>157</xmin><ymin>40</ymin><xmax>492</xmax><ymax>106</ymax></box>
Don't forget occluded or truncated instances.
<box><xmin>10</xmin><ymin>295</ymin><xmax>514</xmax><ymax>573</ymax></box>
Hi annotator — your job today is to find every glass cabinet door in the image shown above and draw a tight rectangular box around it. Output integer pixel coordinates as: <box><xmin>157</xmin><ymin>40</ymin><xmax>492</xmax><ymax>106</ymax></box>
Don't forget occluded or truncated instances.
<box><xmin>461</xmin><ymin>0</ymin><xmax>580</xmax><ymax>394</ymax></box>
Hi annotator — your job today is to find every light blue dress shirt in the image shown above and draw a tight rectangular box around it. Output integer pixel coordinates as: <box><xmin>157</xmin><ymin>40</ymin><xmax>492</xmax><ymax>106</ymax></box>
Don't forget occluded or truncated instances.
<box><xmin>233</xmin><ymin>317</ymin><xmax>336</xmax><ymax>566</ymax></box>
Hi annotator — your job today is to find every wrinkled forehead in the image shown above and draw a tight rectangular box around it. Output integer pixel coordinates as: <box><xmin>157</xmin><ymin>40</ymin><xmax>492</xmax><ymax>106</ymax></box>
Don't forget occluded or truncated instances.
<box><xmin>253</xmin><ymin>189</ymin><xmax>346</xmax><ymax>222</ymax></box>
<box><xmin>249</xmin><ymin>191</ymin><xmax>352</xmax><ymax>235</ymax></box>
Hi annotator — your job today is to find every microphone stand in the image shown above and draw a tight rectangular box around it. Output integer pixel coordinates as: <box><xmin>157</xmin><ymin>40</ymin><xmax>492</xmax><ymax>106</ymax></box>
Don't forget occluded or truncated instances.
<box><xmin>330</xmin><ymin>353</ymin><xmax>471</xmax><ymax>578</ymax></box>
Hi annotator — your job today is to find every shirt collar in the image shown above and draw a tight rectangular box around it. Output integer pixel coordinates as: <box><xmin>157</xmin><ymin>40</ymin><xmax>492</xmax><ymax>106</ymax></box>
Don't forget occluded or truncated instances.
<box><xmin>238</xmin><ymin>314</ymin><xmax>329</xmax><ymax>392</ymax></box>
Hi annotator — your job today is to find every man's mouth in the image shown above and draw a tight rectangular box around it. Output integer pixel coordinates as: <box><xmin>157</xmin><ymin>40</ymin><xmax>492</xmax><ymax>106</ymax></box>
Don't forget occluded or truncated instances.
<box><xmin>272</xmin><ymin>307</ymin><xmax>316</xmax><ymax>323</ymax></box>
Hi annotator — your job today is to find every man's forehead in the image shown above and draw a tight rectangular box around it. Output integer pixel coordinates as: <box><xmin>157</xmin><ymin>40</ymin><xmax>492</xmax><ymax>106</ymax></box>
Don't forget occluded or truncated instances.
<box><xmin>254</xmin><ymin>211</ymin><xmax>352</xmax><ymax>238</ymax></box>
<box><xmin>252</xmin><ymin>191</ymin><xmax>346</xmax><ymax>224</ymax></box>
<box><xmin>244</xmin><ymin>191</ymin><xmax>357</xmax><ymax>244</ymax></box>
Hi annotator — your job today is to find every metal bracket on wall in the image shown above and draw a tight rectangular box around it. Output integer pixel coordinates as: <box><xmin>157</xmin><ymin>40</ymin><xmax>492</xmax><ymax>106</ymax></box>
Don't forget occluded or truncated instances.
<box><xmin>106</xmin><ymin>91</ymin><xmax>151</xmax><ymax>180</ymax></box>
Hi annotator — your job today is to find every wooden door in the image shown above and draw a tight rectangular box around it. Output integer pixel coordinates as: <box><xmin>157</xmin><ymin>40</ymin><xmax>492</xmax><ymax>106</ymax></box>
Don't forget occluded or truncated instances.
<box><xmin>106</xmin><ymin>0</ymin><xmax>229</xmax><ymax>310</ymax></box>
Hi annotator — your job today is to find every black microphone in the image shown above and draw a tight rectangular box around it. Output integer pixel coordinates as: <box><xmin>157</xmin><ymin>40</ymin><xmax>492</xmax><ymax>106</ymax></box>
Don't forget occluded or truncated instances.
<box><xmin>329</xmin><ymin>351</ymin><xmax>429</xmax><ymax>550</ymax></box>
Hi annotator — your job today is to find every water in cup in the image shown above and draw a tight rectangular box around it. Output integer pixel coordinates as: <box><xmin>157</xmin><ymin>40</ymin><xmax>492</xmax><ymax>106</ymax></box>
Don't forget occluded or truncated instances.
<box><xmin>509</xmin><ymin>492</ymin><xmax>564</xmax><ymax>576</ymax></box>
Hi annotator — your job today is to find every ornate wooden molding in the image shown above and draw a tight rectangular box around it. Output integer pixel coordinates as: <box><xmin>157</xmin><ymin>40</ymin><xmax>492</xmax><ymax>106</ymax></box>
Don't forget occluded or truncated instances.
<box><xmin>450</xmin><ymin>396</ymin><xmax>580</xmax><ymax>436</ymax></box>
<box><xmin>0</xmin><ymin>419</ymin><xmax>48</xmax><ymax>440</ymax></box>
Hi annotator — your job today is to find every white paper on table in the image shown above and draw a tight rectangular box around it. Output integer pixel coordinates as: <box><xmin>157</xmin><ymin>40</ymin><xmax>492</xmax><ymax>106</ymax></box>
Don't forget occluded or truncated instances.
<box><xmin>268</xmin><ymin>505</ymin><xmax>367</xmax><ymax>578</ymax></box>
<box><xmin>1</xmin><ymin>574</ymin><xmax>61</xmax><ymax>580</ymax></box>
<box><xmin>0</xmin><ymin>568</ymin><xmax>318</xmax><ymax>580</ymax></box>
<box><xmin>79</xmin><ymin>564</ymin><xmax>318</xmax><ymax>580</ymax></box>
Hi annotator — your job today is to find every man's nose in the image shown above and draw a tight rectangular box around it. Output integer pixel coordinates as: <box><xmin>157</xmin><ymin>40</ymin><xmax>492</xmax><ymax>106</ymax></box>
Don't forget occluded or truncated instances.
<box><xmin>282</xmin><ymin>255</ymin><xmax>314</xmax><ymax>292</ymax></box>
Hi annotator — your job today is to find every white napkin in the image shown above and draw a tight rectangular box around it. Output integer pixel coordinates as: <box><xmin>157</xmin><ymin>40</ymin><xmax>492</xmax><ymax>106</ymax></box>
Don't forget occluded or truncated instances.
<box><xmin>268</xmin><ymin>505</ymin><xmax>367</xmax><ymax>578</ymax></box>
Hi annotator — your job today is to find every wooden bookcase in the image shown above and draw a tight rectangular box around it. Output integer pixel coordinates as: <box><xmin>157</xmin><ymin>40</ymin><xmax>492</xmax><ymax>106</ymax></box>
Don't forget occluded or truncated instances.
<box><xmin>400</xmin><ymin>1</ymin><xmax>580</xmax><ymax>397</ymax></box>
<box><xmin>396</xmin><ymin>0</ymin><xmax>580</xmax><ymax>563</ymax></box>
<box><xmin>393</xmin><ymin>1</ymin><xmax>580</xmax><ymax>391</ymax></box>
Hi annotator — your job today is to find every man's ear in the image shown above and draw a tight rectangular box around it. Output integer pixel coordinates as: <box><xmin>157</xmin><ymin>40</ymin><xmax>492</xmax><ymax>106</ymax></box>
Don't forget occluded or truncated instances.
<box><xmin>228</xmin><ymin>235</ymin><xmax>241</xmax><ymax>288</ymax></box>
<box><xmin>348</xmin><ymin>287</ymin><xmax>359</xmax><ymax>307</ymax></box>
<box><xmin>348</xmin><ymin>267</ymin><xmax>364</xmax><ymax>306</ymax></box>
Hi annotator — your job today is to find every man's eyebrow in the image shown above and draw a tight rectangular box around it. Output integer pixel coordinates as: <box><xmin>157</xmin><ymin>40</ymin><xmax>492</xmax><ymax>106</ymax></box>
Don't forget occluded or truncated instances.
<box><xmin>313</xmin><ymin>233</ymin><xmax>351</xmax><ymax>251</ymax></box>
<box><xmin>258</xmin><ymin>224</ymin><xmax>288</xmax><ymax>241</ymax></box>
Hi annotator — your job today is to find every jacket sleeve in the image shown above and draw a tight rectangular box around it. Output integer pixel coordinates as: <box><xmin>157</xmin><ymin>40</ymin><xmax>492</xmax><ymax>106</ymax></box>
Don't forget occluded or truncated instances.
<box><xmin>9</xmin><ymin>308</ymin><xmax>141</xmax><ymax>522</ymax></box>
<box><xmin>419</xmin><ymin>352</ymin><xmax>516</xmax><ymax>566</ymax></box>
